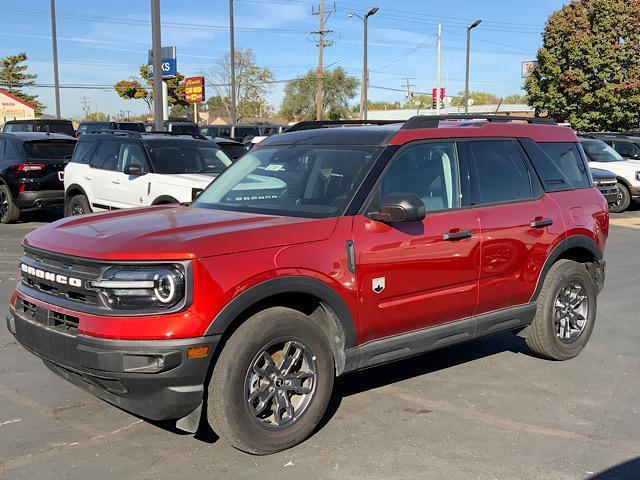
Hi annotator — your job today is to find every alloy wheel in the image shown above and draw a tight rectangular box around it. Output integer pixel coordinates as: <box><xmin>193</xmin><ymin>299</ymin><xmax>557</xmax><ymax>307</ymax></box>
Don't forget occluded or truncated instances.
<box><xmin>244</xmin><ymin>339</ymin><xmax>317</xmax><ymax>430</ymax></box>
<box><xmin>553</xmin><ymin>281</ymin><xmax>589</xmax><ymax>343</ymax></box>
<box><xmin>0</xmin><ymin>189</ymin><xmax>7</xmax><ymax>221</ymax></box>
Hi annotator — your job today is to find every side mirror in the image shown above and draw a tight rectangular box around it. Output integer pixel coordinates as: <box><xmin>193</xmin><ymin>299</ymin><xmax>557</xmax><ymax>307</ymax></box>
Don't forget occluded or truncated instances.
<box><xmin>368</xmin><ymin>193</ymin><xmax>426</xmax><ymax>223</ymax></box>
<box><xmin>124</xmin><ymin>163</ymin><xmax>145</xmax><ymax>176</ymax></box>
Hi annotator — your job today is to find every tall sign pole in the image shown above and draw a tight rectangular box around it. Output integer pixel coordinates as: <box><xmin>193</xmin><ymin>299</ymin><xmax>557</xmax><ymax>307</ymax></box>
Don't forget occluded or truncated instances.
<box><xmin>229</xmin><ymin>0</ymin><xmax>237</xmax><ymax>126</ymax></box>
<box><xmin>151</xmin><ymin>0</ymin><xmax>163</xmax><ymax>131</ymax></box>
<box><xmin>49</xmin><ymin>0</ymin><xmax>61</xmax><ymax>119</ymax></box>
<box><xmin>436</xmin><ymin>24</ymin><xmax>442</xmax><ymax>115</ymax></box>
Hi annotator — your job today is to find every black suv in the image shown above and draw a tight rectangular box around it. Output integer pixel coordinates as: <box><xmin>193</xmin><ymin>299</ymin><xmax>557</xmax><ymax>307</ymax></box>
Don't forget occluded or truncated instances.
<box><xmin>0</xmin><ymin>132</ymin><xmax>76</xmax><ymax>223</ymax></box>
<box><xmin>76</xmin><ymin>122</ymin><xmax>146</xmax><ymax>136</ymax></box>
<box><xmin>3</xmin><ymin>119</ymin><xmax>75</xmax><ymax>137</ymax></box>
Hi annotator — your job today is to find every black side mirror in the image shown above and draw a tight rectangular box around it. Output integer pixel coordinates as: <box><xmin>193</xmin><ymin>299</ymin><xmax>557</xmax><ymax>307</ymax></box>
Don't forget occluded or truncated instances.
<box><xmin>369</xmin><ymin>193</ymin><xmax>426</xmax><ymax>223</ymax></box>
<box><xmin>124</xmin><ymin>163</ymin><xmax>145</xmax><ymax>176</ymax></box>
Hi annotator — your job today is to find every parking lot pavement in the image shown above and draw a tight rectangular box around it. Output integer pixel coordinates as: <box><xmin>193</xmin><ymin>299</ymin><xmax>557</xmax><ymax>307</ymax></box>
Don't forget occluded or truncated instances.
<box><xmin>1</xmin><ymin>211</ymin><xmax>639</xmax><ymax>480</ymax></box>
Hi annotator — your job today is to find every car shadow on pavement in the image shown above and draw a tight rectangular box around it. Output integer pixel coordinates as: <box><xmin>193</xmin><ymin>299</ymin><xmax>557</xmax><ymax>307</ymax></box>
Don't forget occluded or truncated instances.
<box><xmin>315</xmin><ymin>331</ymin><xmax>534</xmax><ymax>435</ymax></box>
<box><xmin>587</xmin><ymin>457</ymin><xmax>640</xmax><ymax>480</ymax></box>
<box><xmin>17</xmin><ymin>207</ymin><xmax>64</xmax><ymax>224</ymax></box>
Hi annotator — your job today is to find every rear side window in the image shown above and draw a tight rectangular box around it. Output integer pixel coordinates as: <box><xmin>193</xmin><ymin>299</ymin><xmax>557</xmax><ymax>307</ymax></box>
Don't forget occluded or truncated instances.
<box><xmin>117</xmin><ymin>143</ymin><xmax>147</xmax><ymax>171</ymax></box>
<box><xmin>71</xmin><ymin>141</ymin><xmax>97</xmax><ymax>164</ymax></box>
<box><xmin>537</xmin><ymin>143</ymin><xmax>591</xmax><ymax>190</ymax></box>
<box><xmin>4</xmin><ymin>123</ymin><xmax>30</xmax><ymax>132</ymax></box>
<box><xmin>23</xmin><ymin>141</ymin><xmax>76</xmax><ymax>159</ymax></box>
<box><xmin>464</xmin><ymin>140</ymin><xmax>533</xmax><ymax>205</ymax></box>
<box><xmin>90</xmin><ymin>142</ymin><xmax>120</xmax><ymax>170</ymax></box>
<box><xmin>613</xmin><ymin>140</ymin><xmax>640</xmax><ymax>158</ymax></box>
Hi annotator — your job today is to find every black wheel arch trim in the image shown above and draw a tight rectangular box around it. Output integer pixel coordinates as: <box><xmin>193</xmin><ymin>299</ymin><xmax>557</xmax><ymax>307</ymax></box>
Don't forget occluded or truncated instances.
<box><xmin>65</xmin><ymin>183</ymin><xmax>88</xmax><ymax>201</ymax></box>
<box><xmin>204</xmin><ymin>276</ymin><xmax>357</xmax><ymax>349</ymax></box>
<box><xmin>530</xmin><ymin>234</ymin><xmax>603</xmax><ymax>302</ymax></box>
<box><xmin>152</xmin><ymin>195</ymin><xmax>180</xmax><ymax>205</ymax></box>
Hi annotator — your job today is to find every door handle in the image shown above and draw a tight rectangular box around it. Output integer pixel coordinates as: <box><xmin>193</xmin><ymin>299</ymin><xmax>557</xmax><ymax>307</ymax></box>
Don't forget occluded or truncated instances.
<box><xmin>443</xmin><ymin>229</ymin><xmax>472</xmax><ymax>241</ymax></box>
<box><xmin>84</xmin><ymin>176</ymin><xmax>92</xmax><ymax>181</ymax></box>
<box><xmin>112</xmin><ymin>180</ymin><xmax>121</xmax><ymax>185</ymax></box>
<box><xmin>530</xmin><ymin>218</ymin><xmax>553</xmax><ymax>228</ymax></box>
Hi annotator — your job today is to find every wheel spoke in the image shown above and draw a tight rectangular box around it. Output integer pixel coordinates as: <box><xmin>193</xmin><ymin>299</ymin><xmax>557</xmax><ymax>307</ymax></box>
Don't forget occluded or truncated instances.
<box><xmin>284</xmin><ymin>371</ymin><xmax>315</xmax><ymax>394</ymax></box>
<box><xmin>248</xmin><ymin>385</ymin><xmax>275</xmax><ymax>416</ymax></box>
<box><xmin>253</xmin><ymin>351</ymin><xmax>279</xmax><ymax>379</ymax></box>
<box><xmin>272</xmin><ymin>389</ymin><xmax>294</xmax><ymax>425</ymax></box>
<box><xmin>279</xmin><ymin>341</ymin><xmax>303</xmax><ymax>375</ymax></box>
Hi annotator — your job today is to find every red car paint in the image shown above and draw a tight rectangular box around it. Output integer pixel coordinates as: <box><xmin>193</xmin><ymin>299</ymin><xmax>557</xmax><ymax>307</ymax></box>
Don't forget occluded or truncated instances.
<box><xmin>15</xmin><ymin>122</ymin><xmax>608</xmax><ymax>348</ymax></box>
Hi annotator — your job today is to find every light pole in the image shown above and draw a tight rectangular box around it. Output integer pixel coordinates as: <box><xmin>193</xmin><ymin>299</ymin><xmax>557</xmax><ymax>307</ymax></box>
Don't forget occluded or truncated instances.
<box><xmin>464</xmin><ymin>19</ymin><xmax>481</xmax><ymax>114</ymax></box>
<box><xmin>150</xmin><ymin>0</ymin><xmax>163</xmax><ymax>131</ymax></box>
<box><xmin>49</xmin><ymin>0</ymin><xmax>61</xmax><ymax>119</ymax></box>
<box><xmin>229</xmin><ymin>0</ymin><xmax>237</xmax><ymax>126</ymax></box>
<box><xmin>350</xmin><ymin>7</ymin><xmax>379</xmax><ymax>120</ymax></box>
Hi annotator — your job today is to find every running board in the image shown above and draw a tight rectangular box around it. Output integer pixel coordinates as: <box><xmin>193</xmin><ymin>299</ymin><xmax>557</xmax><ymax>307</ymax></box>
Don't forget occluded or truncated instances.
<box><xmin>343</xmin><ymin>303</ymin><xmax>536</xmax><ymax>373</ymax></box>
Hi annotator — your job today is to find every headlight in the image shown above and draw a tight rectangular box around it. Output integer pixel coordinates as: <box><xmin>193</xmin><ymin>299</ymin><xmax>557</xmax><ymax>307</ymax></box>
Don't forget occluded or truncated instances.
<box><xmin>91</xmin><ymin>265</ymin><xmax>185</xmax><ymax>310</ymax></box>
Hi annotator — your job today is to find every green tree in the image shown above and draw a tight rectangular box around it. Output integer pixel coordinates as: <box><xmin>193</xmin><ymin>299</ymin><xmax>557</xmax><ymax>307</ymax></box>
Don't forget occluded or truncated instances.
<box><xmin>114</xmin><ymin>65</ymin><xmax>187</xmax><ymax>114</ymax></box>
<box><xmin>86</xmin><ymin>112</ymin><xmax>109</xmax><ymax>121</ymax></box>
<box><xmin>280</xmin><ymin>67</ymin><xmax>359</xmax><ymax>120</ymax></box>
<box><xmin>450</xmin><ymin>91</ymin><xmax>501</xmax><ymax>106</ymax></box>
<box><xmin>0</xmin><ymin>52</ymin><xmax>44</xmax><ymax>115</ymax></box>
<box><xmin>367</xmin><ymin>100</ymin><xmax>401</xmax><ymax>111</ymax></box>
<box><xmin>503</xmin><ymin>93</ymin><xmax>527</xmax><ymax>104</ymax></box>
<box><xmin>525</xmin><ymin>0</ymin><xmax>640</xmax><ymax>130</ymax></box>
<box><xmin>205</xmin><ymin>49</ymin><xmax>274</xmax><ymax>122</ymax></box>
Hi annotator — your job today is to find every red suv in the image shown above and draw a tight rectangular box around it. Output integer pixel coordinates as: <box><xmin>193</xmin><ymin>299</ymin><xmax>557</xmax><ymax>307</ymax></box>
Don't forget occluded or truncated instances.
<box><xmin>6</xmin><ymin>116</ymin><xmax>608</xmax><ymax>454</ymax></box>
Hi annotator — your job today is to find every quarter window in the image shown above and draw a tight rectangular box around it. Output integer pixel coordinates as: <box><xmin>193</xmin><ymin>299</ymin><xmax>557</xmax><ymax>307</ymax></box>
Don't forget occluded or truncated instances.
<box><xmin>90</xmin><ymin>142</ymin><xmax>120</xmax><ymax>170</ymax></box>
<box><xmin>376</xmin><ymin>142</ymin><xmax>459</xmax><ymax>212</ymax></box>
<box><xmin>465</xmin><ymin>140</ymin><xmax>533</xmax><ymax>205</ymax></box>
<box><xmin>538</xmin><ymin>143</ymin><xmax>591</xmax><ymax>189</ymax></box>
<box><xmin>70</xmin><ymin>141</ymin><xmax>96</xmax><ymax>164</ymax></box>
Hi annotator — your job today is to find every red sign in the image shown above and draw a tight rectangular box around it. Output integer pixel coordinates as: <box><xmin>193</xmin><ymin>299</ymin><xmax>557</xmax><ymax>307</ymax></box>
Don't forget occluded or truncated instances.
<box><xmin>184</xmin><ymin>76</ymin><xmax>205</xmax><ymax>103</ymax></box>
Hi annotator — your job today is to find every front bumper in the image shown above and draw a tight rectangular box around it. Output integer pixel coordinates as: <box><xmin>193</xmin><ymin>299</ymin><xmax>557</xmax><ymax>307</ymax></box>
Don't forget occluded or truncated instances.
<box><xmin>14</xmin><ymin>189</ymin><xmax>64</xmax><ymax>209</ymax></box>
<box><xmin>6</xmin><ymin>303</ymin><xmax>219</xmax><ymax>422</ymax></box>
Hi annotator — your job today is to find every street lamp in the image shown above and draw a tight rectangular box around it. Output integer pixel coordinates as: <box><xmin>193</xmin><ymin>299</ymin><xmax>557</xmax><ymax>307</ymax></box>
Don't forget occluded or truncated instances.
<box><xmin>464</xmin><ymin>19</ymin><xmax>481</xmax><ymax>114</ymax></box>
<box><xmin>349</xmin><ymin>7</ymin><xmax>379</xmax><ymax>120</ymax></box>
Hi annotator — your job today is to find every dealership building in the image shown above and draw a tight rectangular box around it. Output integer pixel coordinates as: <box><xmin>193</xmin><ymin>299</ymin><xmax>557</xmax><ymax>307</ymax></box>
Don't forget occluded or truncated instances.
<box><xmin>0</xmin><ymin>88</ymin><xmax>35</xmax><ymax>125</ymax></box>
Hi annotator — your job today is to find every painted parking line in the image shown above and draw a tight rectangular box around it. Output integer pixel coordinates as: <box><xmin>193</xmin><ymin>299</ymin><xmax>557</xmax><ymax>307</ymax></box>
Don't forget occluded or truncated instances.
<box><xmin>610</xmin><ymin>218</ymin><xmax>640</xmax><ymax>229</ymax></box>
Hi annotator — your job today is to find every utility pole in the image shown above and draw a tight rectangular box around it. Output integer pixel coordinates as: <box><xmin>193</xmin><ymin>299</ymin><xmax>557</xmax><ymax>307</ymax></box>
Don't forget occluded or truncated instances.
<box><xmin>150</xmin><ymin>0</ymin><xmax>163</xmax><ymax>131</ymax></box>
<box><xmin>401</xmin><ymin>77</ymin><xmax>415</xmax><ymax>100</ymax></box>
<box><xmin>312</xmin><ymin>1</ymin><xmax>335</xmax><ymax>121</ymax></box>
<box><xmin>49</xmin><ymin>0</ymin><xmax>61</xmax><ymax>119</ymax></box>
<box><xmin>80</xmin><ymin>96</ymin><xmax>91</xmax><ymax>119</ymax></box>
<box><xmin>464</xmin><ymin>20</ymin><xmax>481</xmax><ymax>114</ymax></box>
<box><xmin>229</xmin><ymin>0</ymin><xmax>237</xmax><ymax>126</ymax></box>
<box><xmin>436</xmin><ymin>23</ymin><xmax>442</xmax><ymax>115</ymax></box>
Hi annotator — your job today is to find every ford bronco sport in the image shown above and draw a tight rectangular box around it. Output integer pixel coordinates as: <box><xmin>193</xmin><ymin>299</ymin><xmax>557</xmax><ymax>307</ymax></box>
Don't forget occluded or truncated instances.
<box><xmin>6</xmin><ymin>115</ymin><xmax>608</xmax><ymax>454</ymax></box>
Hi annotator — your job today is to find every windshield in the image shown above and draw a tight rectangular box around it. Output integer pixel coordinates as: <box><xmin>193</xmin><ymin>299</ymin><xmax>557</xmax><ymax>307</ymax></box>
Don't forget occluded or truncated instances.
<box><xmin>193</xmin><ymin>144</ymin><xmax>382</xmax><ymax>218</ymax></box>
<box><xmin>580</xmin><ymin>139</ymin><xmax>624</xmax><ymax>162</ymax></box>
<box><xmin>24</xmin><ymin>141</ymin><xmax>76</xmax><ymax>159</ymax></box>
<box><xmin>148</xmin><ymin>145</ymin><xmax>232</xmax><ymax>174</ymax></box>
<box><xmin>218</xmin><ymin>143</ymin><xmax>247</xmax><ymax>161</ymax></box>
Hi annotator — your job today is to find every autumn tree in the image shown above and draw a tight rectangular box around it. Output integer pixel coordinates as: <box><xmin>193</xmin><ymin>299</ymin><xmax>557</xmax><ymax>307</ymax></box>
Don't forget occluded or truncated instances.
<box><xmin>525</xmin><ymin>0</ymin><xmax>640</xmax><ymax>130</ymax></box>
<box><xmin>205</xmin><ymin>49</ymin><xmax>274</xmax><ymax>122</ymax></box>
<box><xmin>0</xmin><ymin>52</ymin><xmax>44</xmax><ymax>115</ymax></box>
<box><xmin>114</xmin><ymin>65</ymin><xmax>187</xmax><ymax>114</ymax></box>
<box><xmin>280</xmin><ymin>67</ymin><xmax>358</xmax><ymax>120</ymax></box>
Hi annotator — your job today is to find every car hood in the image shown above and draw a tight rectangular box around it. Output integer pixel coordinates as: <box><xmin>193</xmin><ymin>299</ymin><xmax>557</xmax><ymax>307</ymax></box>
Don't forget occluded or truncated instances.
<box><xmin>24</xmin><ymin>205</ymin><xmax>339</xmax><ymax>261</ymax></box>
<box><xmin>590</xmin><ymin>168</ymin><xmax>616</xmax><ymax>180</ymax></box>
<box><xmin>589</xmin><ymin>160</ymin><xmax>640</xmax><ymax>177</ymax></box>
<box><xmin>154</xmin><ymin>173</ymin><xmax>219</xmax><ymax>188</ymax></box>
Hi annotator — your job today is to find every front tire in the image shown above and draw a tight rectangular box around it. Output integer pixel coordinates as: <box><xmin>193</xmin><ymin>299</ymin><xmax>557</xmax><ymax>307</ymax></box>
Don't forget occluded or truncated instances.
<box><xmin>0</xmin><ymin>184</ymin><xmax>20</xmax><ymax>224</ymax></box>
<box><xmin>66</xmin><ymin>194</ymin><xmax>92</xmax><ymax>216</ymax></box>
<box><xmin>609</xmin><ymin>182</ymin><xmax>630</xmax><ymax>213</ymax></box>
<box><xmin>526</xmin><ymin>259</ymin><xmax>597</xmax><ymax>360</ymax></box>
<box><xmin>207</xmin><ymin>307</ymin><xmax>335</xmax><ymax>454</ymax></box>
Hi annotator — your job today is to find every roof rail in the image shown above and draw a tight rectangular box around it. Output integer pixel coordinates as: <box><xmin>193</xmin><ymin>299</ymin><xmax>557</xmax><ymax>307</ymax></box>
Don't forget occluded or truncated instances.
<box><xmin>401</xmin><ymin>114</ymin><xmax>557</xmax><ymax>130</ymax></box>
<box><xmin>92</xmin><ymin>129</ymin><xmax>142</xmax><ymax>138</ymax></box>
<box><xmin>147</xmin><ymin>131</ymin><xmax>209</xmax><ymax>140</ymax></box>
<box><xmin>285</xmin><ymin>119</ymin><xmax>401</xmax><ymax>132</ymax></box>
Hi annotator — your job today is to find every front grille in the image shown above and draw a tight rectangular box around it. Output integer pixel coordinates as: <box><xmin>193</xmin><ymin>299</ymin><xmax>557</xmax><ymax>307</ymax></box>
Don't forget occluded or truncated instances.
<box><xmin>17</xmin><ymin>298</ymin><xmax>79</xmax><ymax>334</ymax></box>
<box><xmin>20</xmin><ymin>248</ymin><xmax>103</xmax><ymax>307</ymax></box>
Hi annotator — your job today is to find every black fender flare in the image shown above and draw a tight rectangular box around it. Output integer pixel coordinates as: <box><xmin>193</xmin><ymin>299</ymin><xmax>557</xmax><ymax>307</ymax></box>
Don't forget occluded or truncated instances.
<box><xmin>530</xmin><ymin>234</ymin><xmax>603</xmax><ymax>301</ymax></box>
<box><xmin>204</xmin><ymin>276</ymin><xmax>357</xmax><ymax>349</ymax></box>
<box><xmin>152</xmin><ymin>195</ymin><xmax>179</xmax><ymax>205</ymax></box>
<box><xmin>65</xmin><ymin>183</ymin><xmax>88</xmax><ymax>201</ymax></box>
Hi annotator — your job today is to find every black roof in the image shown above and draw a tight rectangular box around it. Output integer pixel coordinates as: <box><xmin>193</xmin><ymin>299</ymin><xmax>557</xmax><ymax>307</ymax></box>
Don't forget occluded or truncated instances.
<box><xmin>0</xmin><ymin>132</ymin><xmax>76</xmax><ymax>141</ymax></box>
<box><xmin>78</xmin><ymin>131</ymin><xmax>213</xmax><ymax>146</ymax></box>
<box><xmin>259</xmin><ymin>123</ymin><xmax>403</xmax><ymax>147</ymax></box>
<box><xmin>4</xmin><ymin>119</ymin><xmax>73</xmax><ymax>124</ymax></box>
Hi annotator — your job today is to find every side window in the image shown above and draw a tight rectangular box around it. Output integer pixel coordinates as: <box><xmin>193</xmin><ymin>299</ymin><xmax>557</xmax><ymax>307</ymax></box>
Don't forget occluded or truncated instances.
<box><xmin>70</xmin><ymin>141</ymin><xmax>97</xmax><ymax>164</ymax></box>
<box><xmin>375</xmin><ymin>141</ymin><xmax>459</xmax><ymax>212</ymax></box>
<box><xmin>90</xmin><ymin>142</ymin><xmax>120</xmax><ymax>170</ymax></box>
<box><xmin>537</xmin><ymin>142</ymin><xmax>590</xmax><ymax>189</ymax></box>
<box><xmin>117</xmin><ymin>143</ymin><xmax>146</xmax><ymax>172</ymax></box>
<box><xmin>465</xmin><ymin>140</ymin><xmax>533</xmax><ymax>205</ymax></box>
<box><xmin>0</xmin><ymin>139</ymin><xmax>5</xmax><ymax>158</ymax></box>
<box><xmin>614</xmin><ymin>140</ymin><xmax>639</xmax><ymax>158</ymax></box>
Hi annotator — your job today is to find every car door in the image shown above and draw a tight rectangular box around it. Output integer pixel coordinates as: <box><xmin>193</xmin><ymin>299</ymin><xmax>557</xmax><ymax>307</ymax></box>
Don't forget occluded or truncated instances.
<box><xmin>353</xmin><ymin>141</ymin><xmax>481</xmax><ymax>344</ymax></box>
<box><xmin>87</xmin><ymin>141</ymin><xmax>122</xmax><ymax>210</ymax></box>
<box><xmin>104</xmin><ymin>142</ymin><xmax>151</xmax><ymax>208</ymax></box>
<box><xmin>459</xmin><ymin>139</ymin><xmax>564</xmax><ymax>314</ymax></box>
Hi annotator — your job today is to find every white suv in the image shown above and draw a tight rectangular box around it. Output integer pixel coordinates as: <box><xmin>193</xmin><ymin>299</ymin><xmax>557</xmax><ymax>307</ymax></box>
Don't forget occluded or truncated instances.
<box><xmin>63</xmin><ymin>132</ymin><xmax>234</xmax><ymax>215</ymax></box>
<box><xmin>579</xmin><ymin>137</ymin><xmax>640</xmax><ymax>212</ymax></box>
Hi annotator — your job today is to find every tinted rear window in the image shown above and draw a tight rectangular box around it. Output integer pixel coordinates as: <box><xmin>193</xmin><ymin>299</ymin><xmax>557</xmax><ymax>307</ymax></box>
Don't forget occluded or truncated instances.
<box><xmin>538</xmin><ymin>143</ymin><xmax>591</xmax><ymax>189</ymax></box>
<box><xmin>70</xmin><ymin>141</ymin><xmax>97</xmax><ymax>164</ymax></box>
<box><xmin>23</xmin><ymin>141</ymin><xmax>76</xmax><ymax>159</ymax></box>
<box><xmin>117</xmin><ymin>123</ymin><xmax>145</xmax><ymax>132</ymax></box>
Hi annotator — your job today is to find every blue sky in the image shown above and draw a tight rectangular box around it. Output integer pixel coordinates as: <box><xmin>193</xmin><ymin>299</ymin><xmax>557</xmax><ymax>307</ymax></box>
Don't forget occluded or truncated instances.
<box><xmin>0</xmin><ymin>0</ymin><xmax>567</xmax><ymax>118</ymax></box>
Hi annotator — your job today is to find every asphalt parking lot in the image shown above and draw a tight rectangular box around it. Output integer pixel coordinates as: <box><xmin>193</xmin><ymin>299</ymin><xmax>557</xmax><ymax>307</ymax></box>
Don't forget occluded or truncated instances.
<box><xmin>1</xmin><ymin>207</ymin><xmax>639</xmax><ymax>480</ymax></box>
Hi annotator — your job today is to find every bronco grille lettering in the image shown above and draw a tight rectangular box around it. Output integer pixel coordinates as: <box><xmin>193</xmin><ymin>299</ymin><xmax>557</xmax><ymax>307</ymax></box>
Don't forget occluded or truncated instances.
<box><xmin>20</xmin><ymin>262</ymin><xmax>83</xmax><ymax>288</ymax></box>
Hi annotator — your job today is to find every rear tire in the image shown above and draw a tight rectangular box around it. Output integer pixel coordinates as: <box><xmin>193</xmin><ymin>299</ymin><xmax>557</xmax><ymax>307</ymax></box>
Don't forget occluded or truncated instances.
<box><xmin>526</xmin><ymin>259</ymin><xmax>597</xmax><ymax>360</ymax></box>
<box><xmin>609</xmin><ymin>182</ymin><xmax>630</xmax><ymax>213</ymax></box>
<box><xmin>66</xmin><ymin>194</ymin><xmax>92</xmax><ymax>216</ymax></box>
<box><xmin>0</xmin><ymin>184</ymin><xmax>20</xmax><ymax>224</ymax></box>
<box><xmin>207</xmin><ymin>307</ymin><xmax>335</xmax><ymax>455</ymax></box>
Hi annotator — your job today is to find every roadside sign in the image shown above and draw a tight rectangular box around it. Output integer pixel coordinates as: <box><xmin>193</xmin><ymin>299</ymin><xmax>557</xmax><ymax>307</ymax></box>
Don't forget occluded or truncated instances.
<box><xmin>522</xmin><ymin>61</ymin><xmax>538</xmax><ymax>78</ymax></box>
<box><xmin>184</xmin><ymin>76</ymin><xmax>205</xmax><ymax>103</ymax></box>
<box><xmin>148</xmin><ymin>46</ymin><xmax>177</xmax><ymax>79</ymax></box>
